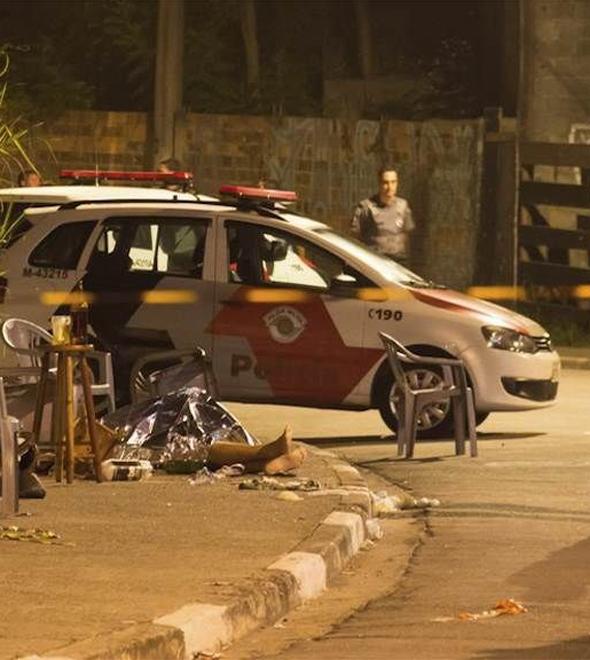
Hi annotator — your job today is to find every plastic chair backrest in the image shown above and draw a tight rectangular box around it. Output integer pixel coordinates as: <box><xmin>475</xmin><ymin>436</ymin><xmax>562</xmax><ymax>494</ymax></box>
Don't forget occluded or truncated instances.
<box><xmin>1</xmin><ymin>318</ymin><xmax>53</xmax><ymax>369</ymax></box>
<box><xmin>130</xmin><ymin>347</ymin><xmax>217</xmax><ymax>403</ymax></box>
<box><xmin>379</xmin><ymin>332</ymin><xmax>412</xmax><ymax>395</ymax></box>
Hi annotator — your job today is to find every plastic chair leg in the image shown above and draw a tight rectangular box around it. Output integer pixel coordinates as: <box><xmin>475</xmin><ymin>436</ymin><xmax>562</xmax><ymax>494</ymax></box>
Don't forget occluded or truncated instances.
<box><xmin>395</xmin><ymin>396</ymin><xmax>407</xmax><ymax>457</ymax></box>
<box><xmin>451</xmin><ymin>396</ymin><xmax>466</xmax><ymax>455</ymax></box>
<box><xmin>466</xmin><ymin>387</ymin><xmax>478</xmax><ymax>457</ymax></box>
<box><xmin>405</xmin><ymin>398</ymin><xmax>418</xmax><ymax>459</ymax></box>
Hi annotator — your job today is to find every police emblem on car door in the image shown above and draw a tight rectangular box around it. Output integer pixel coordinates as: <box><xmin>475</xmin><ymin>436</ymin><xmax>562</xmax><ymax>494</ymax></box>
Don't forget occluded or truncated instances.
<box><xmin>209</xmin><ymin>220</ymin><xmax>381</xmax><ymax>405</ymax></box>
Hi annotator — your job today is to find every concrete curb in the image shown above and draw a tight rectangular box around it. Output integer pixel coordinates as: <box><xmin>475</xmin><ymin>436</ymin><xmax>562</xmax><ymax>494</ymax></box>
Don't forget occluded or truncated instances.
<box><xmin>560</xmin><ymin>356</ymin><xmax>590</xmax><ymax>370</ymax></box>
<box><xmin>27</xmin><ymin>448</ymin><xmax>376</xmax><ymax>660</ymax></box>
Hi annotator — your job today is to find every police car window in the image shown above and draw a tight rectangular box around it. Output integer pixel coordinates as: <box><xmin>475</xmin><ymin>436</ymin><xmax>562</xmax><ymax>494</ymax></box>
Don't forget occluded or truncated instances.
<box><xmin>226</xmin><ymin>222</ymin><xmax>348</xmax><ymax>290</ymax></box>
<box><xmin>134</xmin><ymin>224</ymin><xmax>153</xmax><ymax>250</ymax></box>
<box><xmin>29</xmin><ymin>221</ymin><xmax>96</xmax><ymax>270</ymax></box>
<box><xmin>129</xmin><ymin>223</ymin><xmax>158</xmax><ymax>271</ymax></box>
<box><xmin>156</xmin><ymin>222</ymin><xmax>206</xmax><ymax>277</ymax></box>
<box><xmin>89</xmin><ymin>218</ymin><xmax>207</xmax><ymax>279</ymax></box>
<box><xmin>95</xmin><ymin>225</ymin><xmax>123</xmax><ymax>255</ymax></box>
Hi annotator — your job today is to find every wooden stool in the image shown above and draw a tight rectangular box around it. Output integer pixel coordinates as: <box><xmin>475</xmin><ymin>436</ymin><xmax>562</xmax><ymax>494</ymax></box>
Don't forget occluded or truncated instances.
<box><xmin>31</xmin><ymin>344</ymin><xmax>103</xmax><ymax>483</ymax></box>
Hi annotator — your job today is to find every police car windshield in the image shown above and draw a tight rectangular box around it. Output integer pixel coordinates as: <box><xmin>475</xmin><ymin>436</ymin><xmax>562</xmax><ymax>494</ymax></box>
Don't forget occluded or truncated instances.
<box><xmin>313</xmin><ymin>228</ymin><xmax>432</xmax><ymax>286</ymax></box>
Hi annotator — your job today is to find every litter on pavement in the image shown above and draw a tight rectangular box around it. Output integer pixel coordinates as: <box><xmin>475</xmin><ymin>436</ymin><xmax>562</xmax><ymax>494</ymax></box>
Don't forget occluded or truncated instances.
<box><xmin>365</xmin><ymin>518</ymin><xmax>384</xmax><ymax>540</ymax></box>
<box><xmin>0</xmin><ymin>525</ymin><xmax>67</xmax><ymax>545</ymax></box>
<box><xmin>188</xmin><ymin>463</ymin><xmax>246</xmax><ymax>486</ymax></box>
<box><xmin>433</xmin><ymin>598</ymin><xmax>527</xmax><ymax>622</ymax></box>
<box><xmin>275</xmin><ymin>491</ymin><xmax>304</xmax><ymax>502</ymax></box>
<box><xmin>238</xmin><ymin>476</ymin><xmax>321</xmax><ymax>491</ymax></box>
<box><xmin>100</xmin><ymin>458</ymin><xmax>154</xmax><ymax>482</ymax></box>
<box><xmin>371</xmin><ymin>490</ymin><xmax>441</xmax><ymax>516</ymax></box>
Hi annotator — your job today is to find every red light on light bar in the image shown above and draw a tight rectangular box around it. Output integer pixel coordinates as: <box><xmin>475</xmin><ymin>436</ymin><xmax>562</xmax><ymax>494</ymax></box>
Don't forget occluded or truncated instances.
<box><xmin>59</xmin><ymin>169</ymin><xmax>193</xmax><ymax>182</ymax></box>
<box><xmin>219</xmin><ymin>184</ymin><xmax>297</xmax><ymax>202</ymax></box>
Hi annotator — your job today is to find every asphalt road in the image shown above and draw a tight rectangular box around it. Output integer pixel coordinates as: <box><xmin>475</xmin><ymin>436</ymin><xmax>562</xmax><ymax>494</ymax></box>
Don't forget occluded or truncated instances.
<box><xmin>225</xmin><ymin>368</ymin><xmax>590</xmax><ymax>659</ymax></box>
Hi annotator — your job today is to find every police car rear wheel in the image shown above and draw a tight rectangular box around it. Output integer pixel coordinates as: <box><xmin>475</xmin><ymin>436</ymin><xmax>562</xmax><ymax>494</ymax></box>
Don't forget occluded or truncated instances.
<box><xmin>377</xmin><ymin>365</ymin><xmax>455</xmax><ymax>440</ymax></box>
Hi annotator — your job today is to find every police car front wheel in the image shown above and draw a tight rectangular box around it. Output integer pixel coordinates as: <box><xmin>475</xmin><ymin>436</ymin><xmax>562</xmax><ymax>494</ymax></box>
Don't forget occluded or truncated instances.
<box><xmin>377</xmin><ymin>364</ymin><xmax>456</xmax><ymax>440</ymax></box>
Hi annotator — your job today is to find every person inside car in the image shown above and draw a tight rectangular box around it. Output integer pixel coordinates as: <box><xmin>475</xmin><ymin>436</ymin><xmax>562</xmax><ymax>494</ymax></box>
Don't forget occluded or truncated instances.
<box><xmin>17</xmin><ymin>169</ymin><xmax>42</xmax><ymax>187</ymax></box>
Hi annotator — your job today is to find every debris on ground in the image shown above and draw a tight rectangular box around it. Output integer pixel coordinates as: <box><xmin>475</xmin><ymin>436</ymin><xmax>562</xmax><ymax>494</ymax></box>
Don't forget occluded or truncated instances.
<box><xmin>433</xmin><ymin>598</ymin><xmax>527</xmax><ymax>623</ymax></box>
<box><xmin>365</xmin><ymin>518</ymin><xmax>384</xmax><ymax>540</ymax></box>
<box><xmin>275</xmin><ymin>491</ymin><xmax>303</xmax><ymax>502</ymax></box>
<box><xmin>100</xmin><ymin>459</ymin><xmax>153</xmax><ymax>482</ymax></box>
<box><xmin>189</xmin><ymin>464</ymin><xmax>246</xmax><ymax>486</ymax></box>
<box><xmin>238</xmin><ymin>476</ymin><xmax>321</xmax><ymax>492</ymax></box>
<box><xmin>371</xmin><ymin>490</ymin><xmax>440</xmax><ymax>516</ymax></box>
<box><xmin>0</xmin><ymin>525</ymin><xmax>68</xmax><ymax>545</ymax></box>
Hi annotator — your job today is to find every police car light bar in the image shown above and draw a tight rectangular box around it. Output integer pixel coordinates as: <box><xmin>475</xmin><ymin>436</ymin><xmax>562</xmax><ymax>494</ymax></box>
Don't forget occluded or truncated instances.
<box><xmin>219</xmin><ymin>184</ymin><xmax>298</xmax><ymax>202</ymax></box>
<box><xmin>59</xmin><ymin>169</ymin><xmax>193</xmax><ymax>183</ymax></box>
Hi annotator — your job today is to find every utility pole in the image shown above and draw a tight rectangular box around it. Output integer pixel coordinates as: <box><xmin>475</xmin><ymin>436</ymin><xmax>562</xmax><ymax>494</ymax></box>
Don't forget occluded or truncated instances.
<box><xmin>153</xmin><ymin>0</ymin><xmax>185</xmax><ymax>167</ymax></box>
<box><xmin>241</xmin><ymin>0</ymin><xmax>260</xmax><ymax>94</ymax></box>
<box><xmin>353</xmin><ymin>0</ymin><xmax>373</xmax><ymax>79</ymax></box>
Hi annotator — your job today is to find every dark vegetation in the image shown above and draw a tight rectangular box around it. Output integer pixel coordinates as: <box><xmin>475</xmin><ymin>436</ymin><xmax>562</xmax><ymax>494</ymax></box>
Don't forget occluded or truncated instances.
<box><xmin>0</xmin><ymin>0</ymin><xmax>496</xmax><ymax>121</ymax></box>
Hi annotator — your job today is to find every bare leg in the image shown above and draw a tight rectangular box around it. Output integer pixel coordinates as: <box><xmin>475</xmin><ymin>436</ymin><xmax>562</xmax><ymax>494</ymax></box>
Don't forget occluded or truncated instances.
<box><xmin>208</xmin><ymin>425</ymin><xmax>293</xmax><ymax>468</ymax></box>
<box><xmin>207</xmin><ymin>425</ymin><xmax>305</xmax><ymax>474</ymax></box>
<box><xmin>230</xmin><ymin>447</ymin><xmax>308</xmax><ymax>475</ymax></box>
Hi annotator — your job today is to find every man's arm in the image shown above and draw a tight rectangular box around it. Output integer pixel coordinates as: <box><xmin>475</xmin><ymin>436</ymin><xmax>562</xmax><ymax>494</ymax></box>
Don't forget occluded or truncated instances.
<box><xmin>402</xmin><ymin>200</ymin><xmax>415</xmax><ymax>233</ymax></box>
<box><xmin>351</xmin><ymin>201</ymin><xmax>374</xmax><ymax>241</ymax></box>
<box><xmin>351</xmin><ymin>204</ymin><xmax>363</xmax><ymax>237</ymax></box>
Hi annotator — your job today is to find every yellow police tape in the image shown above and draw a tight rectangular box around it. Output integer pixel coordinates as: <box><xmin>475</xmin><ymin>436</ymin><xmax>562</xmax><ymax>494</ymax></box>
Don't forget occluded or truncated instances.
<box><xmin>40</xmin><ymin>290</ymin><xmax>198</xmax><ymax>305</ymax></box>
<box><xmin>466</xmin><ymin>286</ymin><xmax>527</xmax><ymax>301</ymax></box>
<box><xmin>37</xmin><ymin>284</ymin><xmax>590</xmax><ymax>307</ymax></box>
<box><xmin>467</xmin><ymin>285</ymin><xmax>590</xmax><ymax>300</ymax></box>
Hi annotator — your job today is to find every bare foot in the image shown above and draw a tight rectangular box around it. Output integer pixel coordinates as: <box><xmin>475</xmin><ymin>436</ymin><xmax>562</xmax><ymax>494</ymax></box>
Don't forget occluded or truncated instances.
<box><xmin>263</xmin><ymin>446</ymin><xmax>307</xmax><ymax>475</ymax></box>
<box><xmin>259</xmin><ymin>424</ymin><xmax>293</xmax><ymax>460</ymax></box>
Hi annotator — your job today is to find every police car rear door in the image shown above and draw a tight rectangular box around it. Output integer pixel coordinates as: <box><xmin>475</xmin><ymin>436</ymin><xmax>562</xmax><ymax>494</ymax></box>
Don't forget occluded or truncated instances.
<box><xmin>82</xmin><ymin>211</ymin><xmax>215</xmax><ymax>357</ymax></box>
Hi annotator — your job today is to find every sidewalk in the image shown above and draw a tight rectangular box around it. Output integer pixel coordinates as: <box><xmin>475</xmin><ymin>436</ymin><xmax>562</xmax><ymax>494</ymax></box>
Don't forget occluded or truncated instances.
<box><xmin>1</xmin><ymin>446</ymin><xmax>379</xmax><ymax>660</ymax></box>
<box><xmin>1</xmin><ymin>344</ymin><xmax>583</xmax><ymax>659</ymax></box>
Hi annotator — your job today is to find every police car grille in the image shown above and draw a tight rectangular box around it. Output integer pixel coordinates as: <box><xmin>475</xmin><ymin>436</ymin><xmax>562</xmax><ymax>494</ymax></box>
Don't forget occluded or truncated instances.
<box><xmin>534</xmin><ymin>336</ymin><xmax>553</xmax><ymax>352</ymax></box>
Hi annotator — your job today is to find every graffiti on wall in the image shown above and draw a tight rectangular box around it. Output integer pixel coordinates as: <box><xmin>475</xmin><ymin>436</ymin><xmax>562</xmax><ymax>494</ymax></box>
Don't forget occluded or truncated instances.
<box><xmin>34</xmin><ymin>111</ymin><xmax>483</xmax><ymax>289</ymax></box>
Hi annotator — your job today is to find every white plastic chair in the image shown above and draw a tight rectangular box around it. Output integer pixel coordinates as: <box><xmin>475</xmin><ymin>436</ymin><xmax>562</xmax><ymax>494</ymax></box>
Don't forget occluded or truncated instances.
<box><xmin>0</xmin><ymin>318</ymin><xmax>116</xmax><ymax>414</ymax></box>
<box><xmin>378</xmin><ymin>331</ymin><xmax>477</xmax><ymax>459</ymax></box>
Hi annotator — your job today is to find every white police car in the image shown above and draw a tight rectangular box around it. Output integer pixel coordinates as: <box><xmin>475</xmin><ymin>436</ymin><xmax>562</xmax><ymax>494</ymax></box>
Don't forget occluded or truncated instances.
<box><xmin>0</xmin><ymin>183</ymin><xmax>560</xmax><ymax>438</ymax></box>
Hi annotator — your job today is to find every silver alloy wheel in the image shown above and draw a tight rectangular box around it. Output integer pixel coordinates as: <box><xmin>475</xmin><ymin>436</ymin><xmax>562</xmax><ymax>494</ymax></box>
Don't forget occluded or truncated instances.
<box><xmin>389</xmin><ymin>367</ymin><xmax>451</xmax><ymax>431</ymax></box>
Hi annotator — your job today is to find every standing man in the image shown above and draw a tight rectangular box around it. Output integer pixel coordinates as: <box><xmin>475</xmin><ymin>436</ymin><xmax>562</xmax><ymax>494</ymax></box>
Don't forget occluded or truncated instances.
<box><xmin>351</xmin><ymin>165</ymin><xmax>414</xmax><ymax>264</ymax></box>
<box><xmin>158</xmin><ymin>157</ymin><xmax>183</xmax><ymax>191</ymax></box>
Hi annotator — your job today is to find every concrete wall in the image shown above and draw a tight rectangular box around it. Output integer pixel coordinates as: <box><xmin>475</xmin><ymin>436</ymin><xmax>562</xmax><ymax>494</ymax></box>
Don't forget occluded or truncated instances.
<box><xmin>522</xmin><ymin>0</ymin><xmax>590</xmax><ymax>142</ymax></box>
<box><xmin>31</xmin><ymin>111</ymin><xmax>483</xmax><ymax>290</ymax></box>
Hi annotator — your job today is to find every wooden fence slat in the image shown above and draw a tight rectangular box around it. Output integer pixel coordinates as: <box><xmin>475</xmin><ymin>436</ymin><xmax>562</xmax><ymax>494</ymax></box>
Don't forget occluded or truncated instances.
<box><xmin>519</xmin><ymin>225</ymin><xmax>590</xmax><ymax>250</ymax></box>
<box><xmin>521</xmin><ymin>142</ymin><xmax>590</xmax><ymax>168</ymax></box>
<box><xmin>520</xmin><ymin>181</ymin><xmax>590</xmax><ymax>208</ymax></box>
<box><xmin>519</xmin><ymin>261</ymin><xmax>590</xmax><ymax>285</ymax></box>
<box><xmin>517</xmin><ymin>301</ymin><xmax>590</xmax><ymax>324</ymax></box>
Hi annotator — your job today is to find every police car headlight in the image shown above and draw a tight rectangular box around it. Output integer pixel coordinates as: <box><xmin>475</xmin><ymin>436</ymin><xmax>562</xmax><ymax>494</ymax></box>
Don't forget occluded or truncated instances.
<box><xmin>481</xmin><ymin>326</ymin><xmax>537</xmax><ymax>354</ymax></box>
